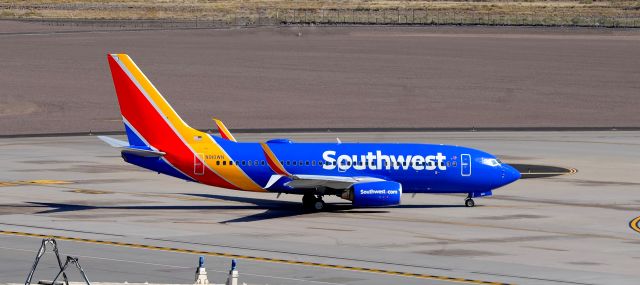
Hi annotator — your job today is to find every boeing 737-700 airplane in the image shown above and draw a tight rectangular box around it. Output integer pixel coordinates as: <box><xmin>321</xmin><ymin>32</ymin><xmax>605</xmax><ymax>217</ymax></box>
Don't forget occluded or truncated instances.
<box><xmin>99</xmin><ymin>54</ymin><xmax>520</xmax><ymax>211</ymax></box>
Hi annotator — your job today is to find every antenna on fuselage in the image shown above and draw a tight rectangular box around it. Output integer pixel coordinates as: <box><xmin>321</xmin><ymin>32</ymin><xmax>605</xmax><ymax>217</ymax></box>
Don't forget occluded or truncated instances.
<box><xmin>336</xmin><ymin>138</ymin><xmax>342</xmax><ymax>144</ymax></box>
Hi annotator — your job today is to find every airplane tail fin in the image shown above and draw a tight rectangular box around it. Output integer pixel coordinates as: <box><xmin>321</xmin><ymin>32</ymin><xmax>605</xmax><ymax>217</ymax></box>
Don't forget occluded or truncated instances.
<box><xmin>107</xmin><ymin>54</ymin><xmax>202</xmax><ymax>150</ymax></box>
<box><xmin>106</xmin><ymin>54</ymin><xmax>263</xmax><ymax>191</ymax></box>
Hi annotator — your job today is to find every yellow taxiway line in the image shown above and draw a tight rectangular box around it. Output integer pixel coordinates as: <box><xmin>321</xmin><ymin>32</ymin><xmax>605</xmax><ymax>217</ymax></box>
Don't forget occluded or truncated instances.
<box><xmin>0</xmin><ymin>180</ymin><xmax>73</xmax><ymax>187</ymax></box>
<box><xmin>630</xmin><ymin>216</ymin><xmax>640</xmax><ymax>234</ymax></box>
<box><xmin>0</xmin><ymin>230</ymin><xmax>512</xmax><ymax>285</ymax></box>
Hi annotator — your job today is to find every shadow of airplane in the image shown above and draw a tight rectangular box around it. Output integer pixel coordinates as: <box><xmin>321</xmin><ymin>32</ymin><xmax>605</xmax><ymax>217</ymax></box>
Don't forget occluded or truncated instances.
<box><xmin>20</xmin><ymin>193</ymin><xmax>465</xmax><ymax>223</ymax></box>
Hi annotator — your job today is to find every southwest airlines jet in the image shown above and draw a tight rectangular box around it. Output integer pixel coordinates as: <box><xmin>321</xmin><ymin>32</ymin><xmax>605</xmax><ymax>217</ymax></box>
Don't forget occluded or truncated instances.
<box><xmin>99</xmin><ymin>54</ymin><xmax>520</xmax><ymax>211</ymax></box>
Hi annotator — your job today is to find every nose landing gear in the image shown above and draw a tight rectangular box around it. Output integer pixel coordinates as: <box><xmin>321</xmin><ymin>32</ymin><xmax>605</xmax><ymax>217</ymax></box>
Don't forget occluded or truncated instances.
<box><xmin>464</xmin><ymin>198</ymin><xmax>475</xmax><ymax>207</ymax></box>
<box><xmin>465</xmin><ymin>193</ymin><xmax>476</xmax><ymax>207</ymax></box>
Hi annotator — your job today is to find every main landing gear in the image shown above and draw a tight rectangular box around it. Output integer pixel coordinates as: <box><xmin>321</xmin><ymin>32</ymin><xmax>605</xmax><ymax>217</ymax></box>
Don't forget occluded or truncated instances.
<box><xmin>465</xmin><ymin>194</ymin><xmax>475</xmax><ymax>207</ymax></box>
<box><xmin>302</xmin><ymin>193</ymin><xmax>326</xmax><ymax>211</ymax></box>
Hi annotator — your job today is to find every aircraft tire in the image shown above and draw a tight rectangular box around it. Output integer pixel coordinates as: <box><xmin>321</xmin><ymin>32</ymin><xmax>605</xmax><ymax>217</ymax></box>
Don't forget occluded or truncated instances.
<box><xmin>313</xmin><ymin>199</ymin><xmax>326</xmax><ymax>211</ymax></box>
<box><xmin>302</xmin><ymin>194</ymin><xmax>315</xmax><ymax>209</ymax></box>
<box><xmin>465</xmin><ymin>198</ymin><xmax>475</xmax><ymax>207</ymax></box>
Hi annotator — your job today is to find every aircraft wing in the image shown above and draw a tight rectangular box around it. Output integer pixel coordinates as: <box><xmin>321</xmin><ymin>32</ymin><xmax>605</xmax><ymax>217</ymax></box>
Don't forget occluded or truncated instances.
<box><xmin>265</xmin><ymin>174</ymin><xmax>385</xmax><ymax>190</ymax></box>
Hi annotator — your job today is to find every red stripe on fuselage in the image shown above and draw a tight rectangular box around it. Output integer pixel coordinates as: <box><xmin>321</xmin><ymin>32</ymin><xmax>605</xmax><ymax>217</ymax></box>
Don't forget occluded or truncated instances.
<box><xmin>107</xmin><ymin>56</ymin><xmax>237</xmax><ymax>189</ymax></box>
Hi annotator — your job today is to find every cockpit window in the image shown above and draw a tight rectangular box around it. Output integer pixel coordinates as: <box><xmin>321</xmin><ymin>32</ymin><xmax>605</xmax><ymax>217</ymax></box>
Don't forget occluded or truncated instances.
<box><xmin>482</xmin><ymin>158</ymin><xmax>501</xmax><ymax>166</ymax></box>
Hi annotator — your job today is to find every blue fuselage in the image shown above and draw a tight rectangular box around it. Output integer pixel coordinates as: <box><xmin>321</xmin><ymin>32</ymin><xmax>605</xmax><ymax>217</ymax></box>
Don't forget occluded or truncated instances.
<box><xmin>213</xmin><ymin>137</ymin><xmax>521</xmax><ymax>195</ymax></box>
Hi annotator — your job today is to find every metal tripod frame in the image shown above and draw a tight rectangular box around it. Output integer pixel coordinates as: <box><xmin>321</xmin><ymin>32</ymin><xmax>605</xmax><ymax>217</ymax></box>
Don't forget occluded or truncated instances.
<box><xmin>25</xmin><ymin>238</ymin><xmax>69</xmax><ymax>285</ymax></box>
<box><xmin>52</xmin><ymin>256</ymin><xmax>91</xmax><ymax>285</ymax></box>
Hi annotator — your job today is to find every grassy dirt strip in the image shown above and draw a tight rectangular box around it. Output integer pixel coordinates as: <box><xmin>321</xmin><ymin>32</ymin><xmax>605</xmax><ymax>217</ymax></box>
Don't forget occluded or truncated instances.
<box><xmin>0</xmin><ymin>230</ymin><xmax>513</xmax><ymax>285</ymax></box>
<box><xmin>1</xmin><ymin>1</ymin><xmax>639</xmax><ymax>28</ymax></box>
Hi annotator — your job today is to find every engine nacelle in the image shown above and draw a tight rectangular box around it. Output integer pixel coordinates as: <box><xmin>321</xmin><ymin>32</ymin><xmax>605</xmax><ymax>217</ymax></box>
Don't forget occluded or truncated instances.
<box><xmin>342</xmin><ymin>181</ymin><xmax>402</xmax><ymax>207</ymax></box>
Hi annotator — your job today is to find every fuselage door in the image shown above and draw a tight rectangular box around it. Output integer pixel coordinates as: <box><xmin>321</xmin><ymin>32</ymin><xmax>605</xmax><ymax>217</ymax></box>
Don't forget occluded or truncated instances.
<box><xmin>194</xmin><ymin>153</ymin><xmax>205</xmax><ymax>175</ymax></box>
<box><xmin>461</xmin><ymin>154</ymin><xmax>471</xmax><ymax>176</ymax></box>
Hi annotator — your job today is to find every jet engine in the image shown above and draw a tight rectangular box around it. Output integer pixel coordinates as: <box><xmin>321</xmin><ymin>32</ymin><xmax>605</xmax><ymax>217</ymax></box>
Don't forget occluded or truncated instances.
<box><xmin>341</xmin><ymin>181</ymin><xmax>402</xmax><ymax>207</ymax></box>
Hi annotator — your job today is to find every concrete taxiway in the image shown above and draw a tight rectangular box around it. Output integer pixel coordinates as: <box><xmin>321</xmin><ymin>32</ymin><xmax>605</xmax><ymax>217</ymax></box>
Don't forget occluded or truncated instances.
<box><xmin>1</xmin><ymin>131</ymin><xmax>639</xmax><ymax>284</ymax></box>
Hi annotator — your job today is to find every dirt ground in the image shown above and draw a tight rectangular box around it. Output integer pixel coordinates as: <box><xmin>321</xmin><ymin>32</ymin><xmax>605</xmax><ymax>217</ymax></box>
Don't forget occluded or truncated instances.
<box><xmin>1</xmin><ymin>23</ymin><xmax>639</xmax><ymax>135</ymax></box>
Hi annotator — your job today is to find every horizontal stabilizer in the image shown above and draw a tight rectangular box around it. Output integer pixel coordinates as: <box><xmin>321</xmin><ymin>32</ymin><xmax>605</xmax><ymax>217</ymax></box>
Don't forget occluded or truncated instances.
<box><xmin>97</xmin><ymin>136</ymin><xmax>128</xmax><ymax>148</ymax></box>
<box><xmin>121</xmin><ymin>147</ymin><xmax>165</xmax><ymax>157</ymax></box>
<box><xmin>97</xmin><ymin>136</ymin><xmax>165</xmax><ymax>157</ymax></box>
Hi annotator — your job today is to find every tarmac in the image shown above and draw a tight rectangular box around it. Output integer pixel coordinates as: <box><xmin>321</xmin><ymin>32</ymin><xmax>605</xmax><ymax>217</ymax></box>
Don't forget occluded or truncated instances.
<box><xmin>1</xmin><ymin>131</ymin><xmax>639</xmax><ymax>284</ymax></box>
<box><xmin>1</xmin><ymin>24</ymin><xmax>640</xmax><ymax>135</ymax></box>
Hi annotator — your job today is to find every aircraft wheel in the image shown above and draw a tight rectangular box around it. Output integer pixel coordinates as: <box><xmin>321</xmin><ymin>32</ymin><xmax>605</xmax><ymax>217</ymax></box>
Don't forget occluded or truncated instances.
<box><xmin>313</xmin><ymin>198</ymin><xmax>326</xmax><ymax>211</ymax></box>
<box><xmin>302</xmin><ymin>194</ymin><xmax>314</xmax><ymax>208</ymax></box>
<box><xmin>465</xmin><ymin>198</ymin><xmax>475</xmax><ymax>208</ymax></box>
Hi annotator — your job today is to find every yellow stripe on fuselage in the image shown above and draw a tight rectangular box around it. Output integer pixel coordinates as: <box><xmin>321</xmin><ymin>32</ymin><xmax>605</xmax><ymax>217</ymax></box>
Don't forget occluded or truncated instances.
<box><xmin>116</xmin><ymin>54</ymin><xmax>264</xmax><ymax>192</ymax></box>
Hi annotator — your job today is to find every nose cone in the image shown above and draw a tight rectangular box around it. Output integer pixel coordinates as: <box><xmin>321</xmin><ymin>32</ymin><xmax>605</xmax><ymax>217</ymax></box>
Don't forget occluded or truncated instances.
<box><xmin>501</xmin><ymin>164</ymin><xmax>521</xmax><ymax>186</ymax></box>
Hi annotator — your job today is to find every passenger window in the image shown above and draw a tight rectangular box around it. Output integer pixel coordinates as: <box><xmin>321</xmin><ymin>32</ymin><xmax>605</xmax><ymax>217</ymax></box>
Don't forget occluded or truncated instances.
<box><xmin>222</xmin><ymin>161</ymin><xmax>227</xmax><ymax>166</ymax></box>
<box><xmin>447</xmin><ymin>161</ymin><xmax>450</xmax><ymax>167</ymax></box>
<box><xmin>286</xmin><ymin>161</ymin><xmax>291</xmax><ymax>166</ymax></box>
<box><xmin>254</xmin><ymin>160</ymin><xmax>258</xmax><ymax>166</ymax></box>
<box><xmin>306</xmin><ymin>161</ymin><xmax>310</xmax><ymax>166</ymax></box>
<box><xmin>293</xmin><ymin>161</ymin><xmax>297</xmax><ymax>166</ymax></box>
<box><xmin>261</xmin><ymin>161</ymin><xmax>266</xmax><ymax>166</ymax></box>
<box><xmin>299</xmin><ymin>160</ymin><xmax>303</xmax><ymax>166</ymax></box>
<box><xmin>453</xmin><ymin>161</ymin><xmax>457</xmax><ymax>167</ymax></box>
<box><xmin>311</xmin><ymin>161</ymin><xmax>316</xmax><ymax>166</ymax></box>
<box><xmin>319</xmin><ymin>161</ymin><xmax>324</xmax><ymax>165</ymax></box>
<box><xmin>216</xmin><ymin>161</ymin><xmax>220</xmax><ymax>166</ymax></box>
<box><xmin>242</xmin><ymin>161</ymin><xmax>247</xmax><ymax>166</ymax></box>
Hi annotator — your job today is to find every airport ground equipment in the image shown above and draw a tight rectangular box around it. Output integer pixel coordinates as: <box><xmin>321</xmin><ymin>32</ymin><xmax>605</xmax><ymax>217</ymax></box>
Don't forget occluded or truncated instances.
<box><xmin>21</xmin><ymin>240</ymin><xmax>241</xmax><ymax>285</ymax></box>
<box><xmin>51</xmin><ymin>256</ymin><xmax>92</xmax><ymax>285</ymax></box>
<box><xmin>25</xmin><ymin>238</ymin><xmax>69</xmax><ymax>285</ymax></box>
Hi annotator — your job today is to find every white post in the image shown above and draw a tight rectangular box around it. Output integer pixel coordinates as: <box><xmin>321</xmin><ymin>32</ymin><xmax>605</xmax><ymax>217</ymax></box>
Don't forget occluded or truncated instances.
<box><xmin>194</xmin><ymin>256</ymin><xmax>209</xmax><ymax>285</ymax></box>
<box><xmin>225</xmin><ymin>259</ymin><xmax>238</xmax><ymax>285</ymax></box>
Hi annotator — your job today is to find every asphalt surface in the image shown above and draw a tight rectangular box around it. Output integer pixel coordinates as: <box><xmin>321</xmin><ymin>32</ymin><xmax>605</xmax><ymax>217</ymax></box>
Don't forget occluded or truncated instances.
<box><xmin>1</xmin><ymin>132</ymin><xmax>639</xmax><ymax>284</ymax></box>
<box><xmin>1</xmin><ymin>22</ymin><xmax>640</xmax><ymax>135</ymax></box>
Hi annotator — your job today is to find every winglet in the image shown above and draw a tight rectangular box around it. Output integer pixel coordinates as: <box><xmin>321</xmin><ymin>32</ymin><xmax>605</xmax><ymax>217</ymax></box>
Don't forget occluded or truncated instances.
<box><xmin>213</xmin><ymin>118</ymin><xmax>237</xmax><ymax>142</ymax></box>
